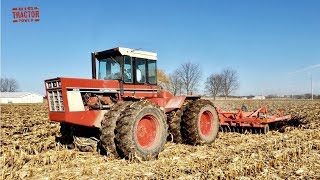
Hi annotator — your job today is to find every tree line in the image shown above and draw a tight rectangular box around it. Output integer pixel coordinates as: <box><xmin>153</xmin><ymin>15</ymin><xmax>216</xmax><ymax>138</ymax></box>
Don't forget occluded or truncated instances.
<box><xmin>158</xmin><ymin>62</ymin><xmax>239</xmax><ymax>99</ymax></box>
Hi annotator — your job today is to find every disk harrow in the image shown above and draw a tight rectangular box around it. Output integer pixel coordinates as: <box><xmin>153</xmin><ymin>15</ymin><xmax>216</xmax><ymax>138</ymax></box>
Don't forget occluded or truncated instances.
<box><xmin>220</xmin><ymin>125</ymin><xmax>270</xmax><ymax>134</ymax></box>
<box><xmin>217</xmin><ymin>106</ymin><xmax>291</xmax><ymax>134</ymax></box>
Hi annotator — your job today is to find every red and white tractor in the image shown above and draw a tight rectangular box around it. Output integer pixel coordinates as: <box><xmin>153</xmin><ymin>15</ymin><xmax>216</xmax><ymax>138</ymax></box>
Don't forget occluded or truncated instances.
<box><xmin>45</xmin><ymin>47</ymin><xmax>220</xmax><ymax>160</ymax></box>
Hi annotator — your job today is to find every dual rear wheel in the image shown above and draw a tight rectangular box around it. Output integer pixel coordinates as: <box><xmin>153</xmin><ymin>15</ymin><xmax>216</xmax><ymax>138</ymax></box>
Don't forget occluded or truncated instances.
<box><xmin>181</xmin><ymin>99</ymin><xmax>219</xmax><ymax>145</ymax></box>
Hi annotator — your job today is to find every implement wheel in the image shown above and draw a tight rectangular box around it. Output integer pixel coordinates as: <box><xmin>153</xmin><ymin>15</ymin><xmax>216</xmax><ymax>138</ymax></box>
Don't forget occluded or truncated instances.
<box><xmin>115</xmin><ymin>100</ymin><xmax>167</xmax><ymax>160</ymax></box>
<box><xmin>181</xmin><ymin>99</ymin><xmax>219</xmax><ymax>145</ymax></box>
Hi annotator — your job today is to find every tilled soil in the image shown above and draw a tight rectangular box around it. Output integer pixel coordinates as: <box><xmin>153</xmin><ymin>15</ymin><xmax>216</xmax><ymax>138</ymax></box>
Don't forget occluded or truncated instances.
<box><xmin>1</xmin><ymin>100</ymin><xmax>319</xmax><ymax>179</ymax></box>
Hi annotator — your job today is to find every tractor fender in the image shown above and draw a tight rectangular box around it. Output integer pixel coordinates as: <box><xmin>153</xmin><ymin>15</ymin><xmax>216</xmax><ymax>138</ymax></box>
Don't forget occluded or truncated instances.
<box><xmin>164</xmin><ymin>96</ymin><xmax>186</xmax><ymax>113</ymax></box>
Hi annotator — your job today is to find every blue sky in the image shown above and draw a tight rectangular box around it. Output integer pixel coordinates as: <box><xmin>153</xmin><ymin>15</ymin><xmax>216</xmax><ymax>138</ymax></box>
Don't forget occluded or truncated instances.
<box><xmin>2</xmin><ymin>0</ymin><xmax>320</xmax><ymax>96</ymax></box>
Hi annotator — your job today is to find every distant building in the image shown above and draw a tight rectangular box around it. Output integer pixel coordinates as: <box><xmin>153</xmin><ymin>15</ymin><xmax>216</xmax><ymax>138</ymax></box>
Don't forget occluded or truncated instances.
<box><xmin>0</xmin><ymin>92</ymin><xmax>44</xmax><ymax>104</ymax></box>
<box><xmin>252</xmin><ymin>95</ymin><xmax>266</xmax><ymax>100</ymax></box>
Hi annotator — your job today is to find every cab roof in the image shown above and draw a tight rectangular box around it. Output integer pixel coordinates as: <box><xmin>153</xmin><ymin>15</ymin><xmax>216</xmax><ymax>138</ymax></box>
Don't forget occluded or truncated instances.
<box><xmin>95</xmin><ymin>47</ymin><xmax>157</xmax><ymax>60</ymax></box>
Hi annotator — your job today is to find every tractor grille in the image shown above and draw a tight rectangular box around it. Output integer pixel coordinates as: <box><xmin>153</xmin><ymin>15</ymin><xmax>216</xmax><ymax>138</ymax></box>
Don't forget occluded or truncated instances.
<box><xmin>48</xmin><ymin>90</ymin><xmax>64</xmax><ymax>111</ymax></box>
<box><xmin>46</xmin><ymin>79</ymin><xmax>64</xmax><ymax>111</ymax></box>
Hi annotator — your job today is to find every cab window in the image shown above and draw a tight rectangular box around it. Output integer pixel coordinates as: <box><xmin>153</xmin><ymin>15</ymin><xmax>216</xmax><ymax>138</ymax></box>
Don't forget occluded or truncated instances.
<box><xmin>124</xmin><ymin>56</ymin><xmax>133</xmax><ymax>83</ymax></box>
<box><xmin>147</xmin><ymin>60</ymin><xmax>157</xmax><ymax>84</ymax></box>
<box><xmin>98</xmin><ymin>57</ymin><xmax>121</xmax><ymax>80</ymax></box>
<box><xmin>135</xmin><ymin>58</ymin><xmax>146</xmax><ymax>83</ymax></box>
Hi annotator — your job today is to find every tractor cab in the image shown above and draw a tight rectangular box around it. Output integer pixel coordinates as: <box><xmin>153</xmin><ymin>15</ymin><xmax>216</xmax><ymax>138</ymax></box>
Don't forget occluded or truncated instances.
<box><xmin>92</xmin><ymin>47</ymin><xmax>157</xmax><ymax>85</ymax></box>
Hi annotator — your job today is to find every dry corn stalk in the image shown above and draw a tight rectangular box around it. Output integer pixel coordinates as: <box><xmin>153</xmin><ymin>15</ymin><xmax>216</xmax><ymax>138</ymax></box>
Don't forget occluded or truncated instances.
<box><xmin>0</xmin><ymin>100</ymin><xmax>319</xmax><ymax>179</ymax></box>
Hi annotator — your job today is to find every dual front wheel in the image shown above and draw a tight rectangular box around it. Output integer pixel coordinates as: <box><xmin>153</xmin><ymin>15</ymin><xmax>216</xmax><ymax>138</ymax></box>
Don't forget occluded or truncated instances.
<box><xmin>100</xmin><ymin>101</ymin><xmax>167</xmax><ymax>160</ymax></box>
<box><xmin>114</xmin><ymin>101</ymin><xmax>167</xmax><ymax>160</ymax></box>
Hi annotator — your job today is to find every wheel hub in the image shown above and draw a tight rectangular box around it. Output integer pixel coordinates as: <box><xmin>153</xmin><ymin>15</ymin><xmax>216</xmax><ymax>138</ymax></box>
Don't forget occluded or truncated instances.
<box><xmin>136</xmin><ymin>115</ymin><xmax>158</xmax><ymax>149</ymax></box>
<box><xmin>200</xmin><ymin>110</ymin><xmax>214</xmax><ymax>137</ymax></box>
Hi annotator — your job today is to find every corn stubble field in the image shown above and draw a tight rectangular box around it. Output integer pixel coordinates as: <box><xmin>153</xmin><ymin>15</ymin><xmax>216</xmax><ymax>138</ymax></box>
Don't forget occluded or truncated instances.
<box><xmin>1</xmin><ymin>100</ymin><xmax>320</xmax><ymax>179</ymax></box>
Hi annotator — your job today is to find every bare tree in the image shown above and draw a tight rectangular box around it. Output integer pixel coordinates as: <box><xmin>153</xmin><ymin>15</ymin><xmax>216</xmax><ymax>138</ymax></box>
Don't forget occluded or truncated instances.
<box><xmin>205</xmin><ymin>73</ymin><xmax>223</xmax><ymax>100</ymax></box>
<box><xmin>221</xmin><ymin>68</ymin><xmax>239</xmax><ymax>100</ymax></box>
<box><xmin>0</xmin><ymin>78</ymin><xmax>19</xmax><ymax>92</ymax></box>
<box><xmin>157</xmin><ymin>69</ymin><xmax>170</xmax><ymax>90</ymax></box>
<box><xmin>177</xmin><ymin>62</ymin><xmax>201</xmax><ymax>95</ymax></box>
<box><xmin>169</xmin><ymin>70</ymin><xmax>183</xmax><ymax>96</ymax></box>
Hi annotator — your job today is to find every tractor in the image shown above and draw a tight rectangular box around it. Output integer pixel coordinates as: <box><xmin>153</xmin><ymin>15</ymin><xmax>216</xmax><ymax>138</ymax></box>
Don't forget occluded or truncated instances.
<box><xmin>45</xmin><ymin>47</ymin><xmax>220</xmax><ymax>160</ymax></box>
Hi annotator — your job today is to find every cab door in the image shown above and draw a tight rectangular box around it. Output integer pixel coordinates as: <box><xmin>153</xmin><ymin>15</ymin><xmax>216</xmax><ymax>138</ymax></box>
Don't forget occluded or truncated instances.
<box><xmin>133</xmin><ymin>58</ymin><xmax>157</xmax><ymax>98</ymax></box>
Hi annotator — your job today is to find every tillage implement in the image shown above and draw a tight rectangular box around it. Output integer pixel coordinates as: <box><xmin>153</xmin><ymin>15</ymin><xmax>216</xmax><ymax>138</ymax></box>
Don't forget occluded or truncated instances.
<box><xmin>218</xmin><ymin>106</ymin><xmax>291</xmax><ymax>134</ymax></box>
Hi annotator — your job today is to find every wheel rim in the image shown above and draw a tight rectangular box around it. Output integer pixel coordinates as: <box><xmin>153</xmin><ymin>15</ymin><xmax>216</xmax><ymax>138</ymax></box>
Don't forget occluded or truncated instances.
<box><xmin>136</xmin><ymin>115</ymin><xmax>158</xmax><ymax>149</ymax></box>
<box><xmin>199</xmin><ymin>110</ymin><xmax>214</xmax><ymax>137</ymax></box>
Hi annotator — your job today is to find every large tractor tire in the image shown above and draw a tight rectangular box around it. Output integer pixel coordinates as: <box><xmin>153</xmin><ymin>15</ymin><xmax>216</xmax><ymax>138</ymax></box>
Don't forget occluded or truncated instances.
<box><xmin>181</xmin><ymin>99</ymin><xmax>219</xmax><ymax>145</ymax></box>
<box><xmin>115</xmin><ymin>100</ymin><xmax>167</xmax><ymax>160</ymax></box>
<box><xmin>167</xmin><ymin>100</ymin><xmax>191</xmax><ymax>143</ymax></box>
<box><xmin>100</xmin><ymin>101</ymin><xmax>132</xmax><ymax>157</ymax></box>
